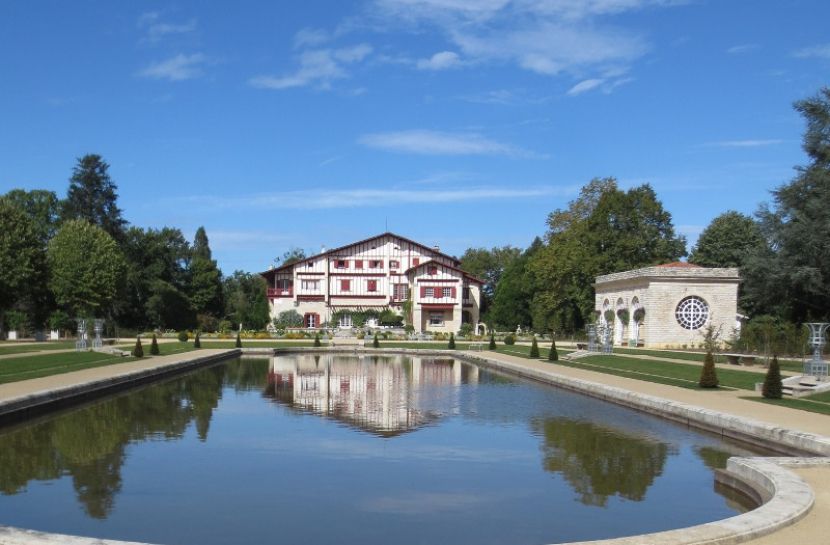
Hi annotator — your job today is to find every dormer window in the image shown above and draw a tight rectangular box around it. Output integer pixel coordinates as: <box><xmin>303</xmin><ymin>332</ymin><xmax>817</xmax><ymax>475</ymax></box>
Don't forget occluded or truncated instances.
<box><xmin>428</xmin><ymin>266</ymin><xmax>438</xmax><ymax>275</ymax></box>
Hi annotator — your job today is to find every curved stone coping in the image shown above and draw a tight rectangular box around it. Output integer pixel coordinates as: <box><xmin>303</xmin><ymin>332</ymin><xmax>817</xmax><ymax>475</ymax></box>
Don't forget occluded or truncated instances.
<box><xmin>0</xmin><ymin>347</ymin><xmax>827</xmax><ymax>545</ymax></box>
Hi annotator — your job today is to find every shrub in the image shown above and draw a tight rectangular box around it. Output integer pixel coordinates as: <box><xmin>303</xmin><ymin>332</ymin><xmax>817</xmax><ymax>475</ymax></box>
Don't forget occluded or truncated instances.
<box><xmin>489</xmin><ymin>333</ymin><xmax>496</xmax><ymax>350</ymax></box>
<box><xmin>235</xmin><ymin>331</ymin><xmax>242</xmax><ymax>348</ymax></box>
<box><xmin>548</xmin><ymin>337</ymin><xmax>559</xmax><ymax>361</ymax></box>
<box><xmin>504</xmin><ymin>334</ymin><xmax>515</xmax><ymax>346</ymax></box>
<box><xmin>373</xmin><ymin>332</ymin><xmax>380</xmax><ymax>348</ymax></box>
<box><xmin>314</xmin><ymin>333</ymin><xmax>321</xmax><ymax>347</ymax></box>
<box><xmin>178</xmin><ymin>331</ymin><xmax>189</xmax><ymax>342</ymax></box>
<box><xmin>150</xmin><ymin>333</ymin><xmax>160</xmax><ymax>355</ymax></box>
<box><xmin>357</xmin><ymin>331</ymin><xmax>365</xmax><ymax>340</ymax></box>
<box><xmin>196</xmin><ymin>313</ymin><xmax>219</xmax><ymax>333</ymax></box>
<box><xmin>194</xmin><ymin>332</ymin><xmax>201</xmax><ymax>348</ymax></box>
<box><xmin>273</xmin><ymin>310</ymin><xmax>303</xmax><ymax>329</ymax></box>
<box><xmin>132</xmin><ymin>337</ymin><xmax>144</xmax><ymax>358</ymax></box>
<box><xmin>529</xmin><ymin>335</ymin><xmax>539</xmax><ymax>358</ymax></box>
<box><xmin>762</xmin><ymin>355</ymin><xmax>783</xmax><ymax>399</ymax></box>
<box><xmin>458</xmin><ymin>323</ymin><xmax>474</xmax><ymax>338</ymax></box>
<box><xmin>48</xmin><ymin>310</ymin><xmax>71</xmax><ymax>332</ymax></box>
<box><xmin>699</xmin><ymin>351</ymin><xmax>719</xmax><ymax>388</ymax></box>
<box><xmin>448</xmin><ymin>333</ymin><xmax>456</xmax><ymax>350</ymax></box>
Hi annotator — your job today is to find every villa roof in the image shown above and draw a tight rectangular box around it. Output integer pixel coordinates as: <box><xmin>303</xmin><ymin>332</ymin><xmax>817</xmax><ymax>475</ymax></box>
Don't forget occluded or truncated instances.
<box><xmin>260</xmin><ymin>232</ymin><xmax>461</xmax><ymax>280</ymax></box>
<box><xmin>655</xmin><ymin>261</ymin><xmax>702</xmax><ymax>268</ymax></box>
<box><xmin>404</xmin><ymin>259</ymin><xmax>485</xmax><ymax>285</ymax></box>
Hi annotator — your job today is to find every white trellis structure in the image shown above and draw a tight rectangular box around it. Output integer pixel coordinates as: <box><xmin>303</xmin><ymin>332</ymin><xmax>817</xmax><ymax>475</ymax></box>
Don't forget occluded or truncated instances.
<box><xmin>805</xmin><ymin>323</ymin><xmax>829</xmax><ymax>380</ymax></box>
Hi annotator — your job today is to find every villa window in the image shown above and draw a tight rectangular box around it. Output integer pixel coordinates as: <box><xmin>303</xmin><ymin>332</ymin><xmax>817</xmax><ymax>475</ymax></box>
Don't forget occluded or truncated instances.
<box><xmin>339</xmin><ymin>314</ymin><xmax>352</xmax><ymax>328</ymax></box>
<box><xmin>367</xmin><ymin>280</ymin><xmax>378</xmax><ymax>292</ymax></box>
<box><xmin>463</xmin><ymin>287</ymin><xmax>471</xmax><ymax>301</ymax></box>
<box><xmin>276</xmin><ymin>279</ymin><xmax>291</xmax><ymax>290</ymax></box>
<box><xmin>370</xmin><ymin>260</ymin><xmax>383</xmax><ymax>269</ymax></box>
<box><xmin>428</xmin><ymin>266</ymin><xmax>438</xmax><ymax>275</ymax></box>
<box><xmin>341</xmin><ymin>279</ymin><xmax>351</xmax><ymax>292</ymax></box>
<box><xmin>306</xmin><ymin>262</ymin><xmax>314</xmax><ymax>269</ymax></box>
<box><xmin>390</xmin><ymin>260</ymin><xmax>400</xmax><ymax>269</ymax></box>
<box><xmin>335</xmin><ymin>260</ymin><xmax>347</xmax><ymax>269</ymax></box>
<box><xmin>355</xmin><ymin>260</ymin><xmax>363</xmax><ymax>269</ymax></box>
<box><xmin>425</xmin><ymin>287</ymin><xmax>435</xmax><ymax>298</ymax></box>
<box><xmin>675</xmin><ymin>296</ymin><xmax>709</xmax><ymax>330</ymax></box>
<box><xmin>442</xmin><ymin>287</ymin><xmax>452</xmax><ymax>298</ymax></box>
<box><xmin>301</xmin><ymin>280</ymin><xmax>319</xmax><ymax>290</ymax></box>
<box><xmin>429</xmin><ymin>312</ymin><xmax>444</xmax><ymax>326</ymax></box>
<box><xmin>393</xmin><ymin>284</ymin><xmax>409</xmax><ymax>300</ymax></box>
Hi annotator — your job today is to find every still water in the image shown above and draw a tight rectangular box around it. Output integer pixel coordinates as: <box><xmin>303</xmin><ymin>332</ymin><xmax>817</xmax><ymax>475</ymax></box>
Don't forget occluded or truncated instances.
<box><xmin>0</xmin><ymin>355</ymin><xmax>760</xmax><ymax>545</ymax></box>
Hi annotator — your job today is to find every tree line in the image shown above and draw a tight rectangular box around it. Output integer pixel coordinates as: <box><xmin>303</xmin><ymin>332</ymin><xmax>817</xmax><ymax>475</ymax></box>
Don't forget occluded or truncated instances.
<box><xmin>461</xmin><ymin>87</ymin><xmax>830</xmax><ymax>342</ymax></box>
<box><xmin>0</xmin><ymin>155</ymin><xmax>270</xmax><ymax>336</ymax></box>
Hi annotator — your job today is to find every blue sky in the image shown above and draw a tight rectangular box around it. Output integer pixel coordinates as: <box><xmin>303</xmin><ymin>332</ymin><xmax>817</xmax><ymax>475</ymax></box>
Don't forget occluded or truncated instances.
<box><xmin>1</xmin><ymin>0</ymin><xmax>828</xmax><ymax>274</ymax></box>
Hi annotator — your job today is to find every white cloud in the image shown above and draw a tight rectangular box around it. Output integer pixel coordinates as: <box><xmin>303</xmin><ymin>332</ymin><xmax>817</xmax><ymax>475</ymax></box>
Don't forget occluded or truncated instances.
<box><xmin>186</xmin><ymin>185</ymin><xmax>570</xmax><ymax>210</ymax></box>
<box><xmin>567</xmin><ymin>78</ymin><xmax>604</xmax><ymax>95</ymax></box>
<box><xmin>294</xmin><ymin>27</ymin><xmax>330</xmax><ymax>48</ymax></box>
<box><xmin>794</xmin><ymin>43</ymin><xmax>830</xmax><ymax>60</ymax></box>
<box><xmin>137</xmin><ymin>12</ymin><xmax>196</xmax><ymax>43</ymax></box>
<box><xmin>705</xmin><ymin>139</ymin><xmax>783</xmax><ymax>148</ymax></box>
<box><xmin>726</xmin><ymin>43</ymin><xmax>758</xmax><ymax>54</ymax></box>
<box><xmin>250</xmin><ymin>44</ymin><xmax>372</xmax><ymax>90</ymax></box>
<box><xmin>416</xmin><ymin>50</ymin><xmax>462</xmax><ymax>70</ymax></box>
<box><xmin>137</xmin><ymin>53</ymin><xmax>207</xmax><ymax>81</ymax></box>
<box><xmin>358</xmin><ymin>129</ymin><xmax>546</xmax><ymax>157</ymax></box>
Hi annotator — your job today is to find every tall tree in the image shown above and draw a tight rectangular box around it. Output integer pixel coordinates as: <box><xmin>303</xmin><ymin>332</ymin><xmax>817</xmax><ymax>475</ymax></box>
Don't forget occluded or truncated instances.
<box><xmin>277</xmin><ymin>247</ymin><xmax>306</xmax><ymax>267</ymax></box>
<box><xmin>62</xmin><ymin>154</ymin><xmax>126</xmax><ymax>240</ymax></box>
<box><xmin>689</xmin><ymin>211</ymin><xmax>764</xmax><ymax>268</ymax></box>
<box><xmin>48</xmin><ymin>220</ymin><xmax>126</xmax><ymax>318</ymax></box>
<box><xmin>488</xmin><ymin>238</ymin><xmax>542</xmax><ymax>330</ymax></box>
<box><xmin>223</xmin><ymin>271</ymin><xmax>269</xmax><ymax>330</ymax></box>
<box><xmin>189</xmin><ymin>227</ymin><xmax>223</xmax><ymax>319</ymax></box>
<box><xmin>0</xmin><ymin>202</ymin><xmax>40</xmax><ymax>330</ymax></box>
<box><xmin>530</xmin><ymin>179</ymin><xmax>686</xmax><ymax>332</ymax></box>
<box><xmin>1</xmin><ymin>189</ymin><xmax>61</xmax><ymax>245</ymax></box>
<box><xmin>460</xmin><ymin>245</ymin><xmax>522</xmax><ymax>314</ymax></box>
<box><xmin>743</xmin><ymin>87</ymin><xmax>830</xmax><ymax>322</ymax></box>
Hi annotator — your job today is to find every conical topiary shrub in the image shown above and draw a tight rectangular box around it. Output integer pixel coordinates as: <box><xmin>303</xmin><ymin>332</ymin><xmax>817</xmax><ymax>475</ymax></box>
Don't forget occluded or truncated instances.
<box><xmin>529</xmin><ymin>335</ymin><xmax>539</xmax><ymax>358</ymax></box>
<box><xmin>194</xmin><ymin>332</ymin><xmax>201</xmax><ymax>348</ymax></box>
<box><xmin>373</xmin><ymin>332</ymin><xmax>380</xmax><ymax>348</ymax></box>
<box><xmin>762</xmin><ymin>355</ymin><xmax>783</xmax><ymax>399</ymax></box>
<box><xmin>489</xmin><ymin>333</ymin><xmax>496</xmax><ymax>350</ymax></box>
<box><xmin>448</xmin><ymin>333</ymin><xmax>456</xmax><ymax>350</ymax></box>
<box><xmin>235</xmin><ymin>331</ymin><xmax>242</xmax><ymax>348</ymax></box>
<box><xmin>314</xmin><ymin>333</ymin><xmax>321</xmax><ymax>347</ymax></box>
<box><xmin>699</xmin><ymin>350</ymin><xmax>719</xmax><ymax>388</ymax></box>
<box><xmin>150</xmin><ymin>333</ymin><xmax>160</xmax><ymax>355</ymax></box>
<box><xmin>133</xmin><ymin>336</ymin><xmax>144</xmax><ymax>358</ymax></box>
<box><xmin>548</xmin><ymin>336</ymin><xmax>559</xmax><ymax>361</ymax></box>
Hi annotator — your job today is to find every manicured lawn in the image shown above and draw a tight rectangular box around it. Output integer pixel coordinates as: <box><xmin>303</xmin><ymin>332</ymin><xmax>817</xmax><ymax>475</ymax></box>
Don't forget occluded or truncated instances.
<box><xmin>494</xmin><ymin>344</ymin><xmax>573</xmax><ymax>360</ymax></box>
<box><xmin>0</xmin><ymin>351</ymin><xmax>138</xmax><ymax>384</ymax></box>
<box><xmin>115</xmin><ymin>342</ymin><xmax>199</xmax><ymax>356</ymax></box>
<box><xmin>554</xmin><ymin>354</ymin><xmax>763</xmax><ymax>391</ymax></box>
<box><xmin>615</xmin><ymin>347</ymin><xmax>727</xmax><ymax>364</ymax></box>
<box><xmin>0</xmin><ymin>341</ymin><xmax>78</xmax><ymax>356</ymax></box>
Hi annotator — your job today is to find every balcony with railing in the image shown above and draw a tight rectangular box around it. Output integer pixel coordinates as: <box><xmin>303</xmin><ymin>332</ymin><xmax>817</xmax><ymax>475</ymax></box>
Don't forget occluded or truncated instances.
<box><xmin>267</xmin><ymin>287</ymin><xmax>293</xmax><ymax>298</ymax></box>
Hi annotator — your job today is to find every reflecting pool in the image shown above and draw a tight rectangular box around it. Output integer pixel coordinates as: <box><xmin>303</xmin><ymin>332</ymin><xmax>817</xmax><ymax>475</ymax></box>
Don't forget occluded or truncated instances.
<box><xmin>0</xmin><ymin>355</ymin><xmax>761</xmax><ymax>545</ymax></box>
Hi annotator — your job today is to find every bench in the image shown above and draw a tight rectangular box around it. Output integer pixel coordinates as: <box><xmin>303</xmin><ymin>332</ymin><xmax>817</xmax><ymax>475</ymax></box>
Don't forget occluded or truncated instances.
<box><xmin>722</xmin><ymin>353</ymin><xmax>758</xmax><ymax>366</ymax></box>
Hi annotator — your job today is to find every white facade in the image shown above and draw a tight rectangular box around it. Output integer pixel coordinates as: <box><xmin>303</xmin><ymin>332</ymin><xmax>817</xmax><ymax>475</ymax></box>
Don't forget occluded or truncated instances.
<box><xmin>262</xmin><ymin>233</ymin><xmax>482</xmax><ymax>333</ymax></box>
<box><xmin>594</xmin><ymin>263</ymin><xmax>741</xmax><ymax>349</ymax></box>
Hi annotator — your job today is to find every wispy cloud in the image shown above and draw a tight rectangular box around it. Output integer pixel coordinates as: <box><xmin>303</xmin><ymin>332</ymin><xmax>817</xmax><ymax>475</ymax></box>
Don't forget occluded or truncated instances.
<box><xmin>137</xmin><ymin>12</ymin><xmax>197</xmax><ymax>43</ymax></box>
<box><xmin>567</xmin><ymin>78</ymin><xmax>604</xmax><ymax>96</ymax></box>
<box><xmin>250</xmin><ymin>44</ymin><xmax>372</xmax><ymax>90</ymax></box>
<box><xmin>294</xmin><ymin>27</ymin><xmax>330</xmax><ymax>48</ymax></box>
<box><xmin>185</xmin><ymin>185</ymin><xmax>571</xmax><ymax>210</ymax></box>
<box><xmin>358</xmin><ymin>129</ymin><xmax>547</xmax><ymax>158</ymax></box>
<box><xmin>704</xmin><ymin>139</ymin><xmax>783</xmax><ymax>148</ymax></box>
<box><xmin>726</xmin><ymin>43</ymin><xmax>758</xmax><ymax>54</ymax></box>
<box><xmin>137</xmin><ymin>53</ymin><xmax>207</xmax><ymax>81</ymax></box>
<box><xmin>416</xmin><ymin>51</ymin><xmax>462</xmax><ymax>70</ymax></box>
<box><xmin>793</xmin><ymin>43</ymin><xmax>830</xmax><ymax>60</ymax></box>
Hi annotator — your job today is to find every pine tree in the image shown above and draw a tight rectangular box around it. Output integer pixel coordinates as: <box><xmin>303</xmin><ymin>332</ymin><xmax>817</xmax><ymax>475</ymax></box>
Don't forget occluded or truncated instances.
<box><xmin>529</xmin><ymin>335</ymin><xmax>539</xmax><ymax>357</ymax></box>
<box><xmin>314</xmin><ymin>333</ymin><xmax>321</xmax><ymax>347</ymax></box>
<box><xmin>548</xmin><ymin>336</ymin><xmax>559</xmax><ymax>361</ymax></box>
<box><xmin>235</xmin><ymin>331</ymin><xmax>242</xmax><ymax>348</ymax></box>
<box><xmin>132</xmin><ymin>336</ymin><xmax>144</xmax><ymax>358</ymax></box>
<box><xmin>373</xmin><ymin>332</ymin><xmax>380</xmax><ymax>348</ymax></box>
<box><xmin>150</xmin><ymin>333</ymin><xmax>160</xmax><ymax>355</ymax></box>
<box><xmin>489</xmin><ymin>333</ymin><xmax>496</xmax><ymax>350</ymax></box>
<box><xmin>194</xmin><ymin>332</ymin><xmax>201</xmax><ymax>348</ymax></box>
<box><xmin>762</xmin><ymin>355</ymin><xmax>783</xmax><ymax>399</ymax></box>
<box><xmin>448</xmin><ymin>333</ymin><xmax>456</xmax><ymax>349</ymax></box>
<box><xmin>62</xmin><ymin>154</ymin><xmax>126</xmax><ymax>240</ymax></box>
<box><xmin>699</xmin><ymin>350</ymin><xmax>719</xmax><ymax>388</ymax></box>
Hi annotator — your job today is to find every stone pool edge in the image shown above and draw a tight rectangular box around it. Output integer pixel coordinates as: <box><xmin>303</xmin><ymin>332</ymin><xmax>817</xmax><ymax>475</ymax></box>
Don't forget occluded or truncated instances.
<box><xmin>0</xmin><ymin>346</ymin><xmax>826</xmax><ymax>545</ymax></box>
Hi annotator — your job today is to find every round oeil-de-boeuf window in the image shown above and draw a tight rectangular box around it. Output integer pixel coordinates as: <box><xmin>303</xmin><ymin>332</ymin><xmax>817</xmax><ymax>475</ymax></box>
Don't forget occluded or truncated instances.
<box><xmin>675</xmin><ymin>296</ymin><xmax>709</xmax><ymax>330</ymax></box>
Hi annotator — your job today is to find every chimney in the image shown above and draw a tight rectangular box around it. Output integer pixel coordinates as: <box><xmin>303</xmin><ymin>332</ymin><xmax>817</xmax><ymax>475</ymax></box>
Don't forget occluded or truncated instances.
<box><xmin>432</xmin><ymin>245</ymin><xmax>440</xmax><ymax>252</ymax></box>
<box><xmin>321</xmin><ymin>245</ymin><xmax>327</xmax><ymax>254</ymax></box>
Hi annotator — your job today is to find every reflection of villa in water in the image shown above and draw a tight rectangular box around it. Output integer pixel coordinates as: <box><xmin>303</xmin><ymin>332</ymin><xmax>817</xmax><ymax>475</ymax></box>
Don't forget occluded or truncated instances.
<box><xmin>265</xmin><ymin>355</ymin><xmax>477</xmax><ymax>436</ymax></box>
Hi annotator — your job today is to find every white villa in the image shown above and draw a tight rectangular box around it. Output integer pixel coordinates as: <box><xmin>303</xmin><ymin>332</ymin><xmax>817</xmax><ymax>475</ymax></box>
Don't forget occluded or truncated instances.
<box><xmin>261</xmin><ymin>233</ymin><xmax>483</xmax><ymax>333</ymax></box>
<box><xmin>594</xmin><ymin>262</ymin><xmax>741</xmax><ymax>348</ymax></box>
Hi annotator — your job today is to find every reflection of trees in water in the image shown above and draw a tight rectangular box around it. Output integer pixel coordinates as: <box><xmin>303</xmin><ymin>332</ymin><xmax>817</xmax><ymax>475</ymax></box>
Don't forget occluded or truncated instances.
<box><xmin>533</xmin><ymin>418</ymin><xmax>673</xmax><ymax>507</ymax></box>
<box><xmin>0</xmin><ymin>358</ymin><xmax>262</xmax><ymax>518</ymax></box>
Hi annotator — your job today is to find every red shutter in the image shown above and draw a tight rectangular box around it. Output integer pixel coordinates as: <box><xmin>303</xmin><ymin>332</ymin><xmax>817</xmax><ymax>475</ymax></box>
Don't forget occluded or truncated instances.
<box><xmin>314</xmin><ymin>313</ymin><xmax>320</xmax><ymax>328</ymax></box>
<box><xmin>420</xmin><ymin>286</ymin><xmax>426</xmax><ymax>298</ymax></box>
<box><xmin>379</xmin><ymin>261</ymin><xmax>384</xmax><ymax>268</ymax></box>
<box><xmin>355</xmin><ymin>260</ymin><xmax>363</xmax><ymax>269</ymax></box>
<box><xmin>368</xmin><ymin>280</ymin><xmax>376</xmax><ymax>292</ymax></box>
<box><xmin>341</xmin><ymin>279</ymin><xmax>350</xmax><ymax>291</ymax></box>
<box><xmin>451</xmin><ymin>287</ymin><xmax>457</xmax><ymax>298</ymax></box>
<box><xmin>434</xmin><ymin>287</ymin><xmax>440</xmax><ymax>299</ymax></box>
<box><xmin>413</xmin><ymin>258</ymin><xmax>420</xmax><ymax>267</ymax></box>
